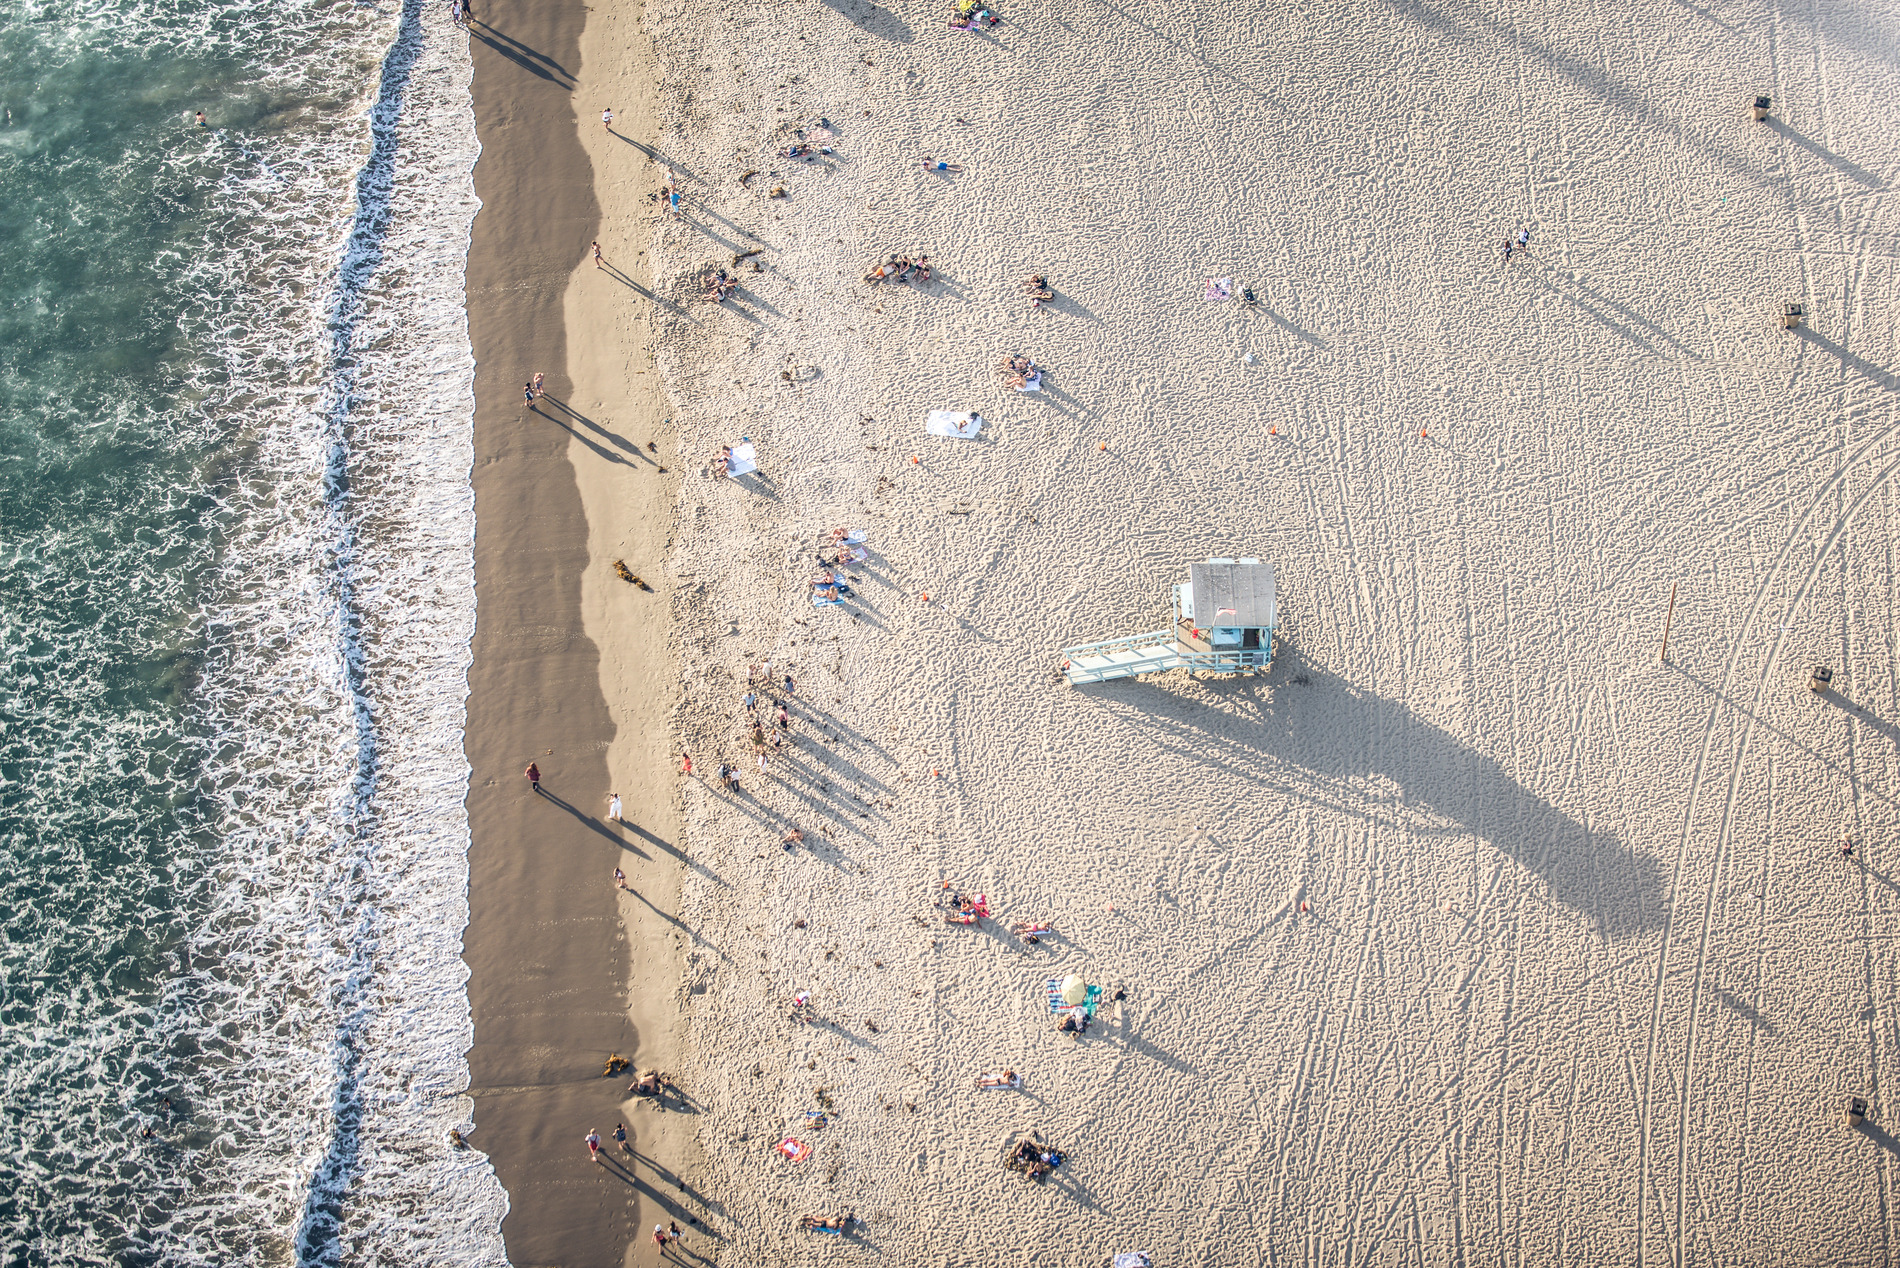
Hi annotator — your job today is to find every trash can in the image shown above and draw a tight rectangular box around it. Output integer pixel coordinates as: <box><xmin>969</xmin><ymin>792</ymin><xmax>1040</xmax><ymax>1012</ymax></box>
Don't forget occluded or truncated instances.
<box><xmin>1751</xmin><ymin>96</ymin><xmax>1771</xmax><ymax>121</ymax></box>
<box><xmin>1810</xmin><ymin>665</ymin><xmax>1833</xmax><ymax>692</ymax></box>
<box><xmin>1783</xmin><ymin>303</ymin><xmax>1805</xmax><ymax>331</ymax></box>
<box><xmin>1848</xmin><ymin>1096</ymin><xmax>1868</xmax><ymax>1127</ymax></box>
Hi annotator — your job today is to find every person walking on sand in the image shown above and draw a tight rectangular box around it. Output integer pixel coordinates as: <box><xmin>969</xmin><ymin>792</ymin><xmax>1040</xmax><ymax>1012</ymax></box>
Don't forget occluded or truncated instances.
<box><xmin>612</xmin><ymin>867</ymin><xmax>628</xmax><ymax>890</ymax></box>
<box><xmin>613</xmin><ymin>1122</ymin><xmax>630</xmax><ymax>1154</ymax></box>
<box><xmin>680</xmin><ymin>752</ymin><xmax>693</xmax><ymax>776</ymax></box>
<box><xmin>585</xmin><ymin>1128</ymin><xmax>602</xmax><ymax>1163</ymax></box>
<box><xmin>668</xmin><ymin>1222</ymin><xmax>683</xmax><ymax>1244</ymax></box>
<box><xmin>523</xmin><ymin>381</ymin><xmax>537</xmax><ymax>412</ymax></box>
<box><xmin>531</xmin><ymin>371</ymin><xmax>545</xmax><ymax>399</ymax></box>
<box><xmin>524</xmin><ymin>761</ymin><xmax>541</xmax><ymax>794</ymax></box>
<box><xmin>601</xmin><ymin>107</ymin><xmax>613</xmax><ymax>132</ymax></box>
<box><xmin>607</xmin><ymin>792</ymin><xmax>623</xmax><ymax>822</ymax></box>
<box><xmin>592</xmin><ymin>240</ymin><xmax>603</xmax><ymax>270</ymax></box>
<box><xmin>652</xmin><ymin>1224</ymin><xmax>670</xmax><ymax>1249</ymax></box>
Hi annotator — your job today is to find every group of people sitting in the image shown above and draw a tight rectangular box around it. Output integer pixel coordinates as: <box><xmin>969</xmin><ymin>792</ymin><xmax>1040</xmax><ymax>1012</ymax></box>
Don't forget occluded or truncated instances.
<box><xmin>864</xmin><ymin>253</ymin><xmax>933</xmax><ymax>285</ymax></box>
<box><xmin>1006</xmin><ymin>1138</ymin><xmax>1066</xmax><ymax>1181</ymax></box>
<box><xmin>948</xmin><ymin>0</ymin><xmax>1002</xmax><ymax>28</ymax></box>
<box><xmin>780</xmin><ymin>142</ymin><xmax>835</xmax><ymax>160</ymax></box>
<box><xmin>1023</xmin><ymin>274</ymin><xmax>1053</xmax><ymax>308</ymax></box>
<box><xmin>817</xmin><ymin>527</ymin><xmax>869</xmax><ymax>568</ymax></box>
<box><xmin>998</xmin><ymin>354</ymin><xmax>1041</xmax><ymax>391</ymax></box>
<box><xmin>941</xmin><ymin>890</ymin><xmax>990</xmax><ymax>924</ymax></box>
<box><xmin>701</xmin><ymin>267</ymin><xmax>739</xmax><ymax>303</ymax></box>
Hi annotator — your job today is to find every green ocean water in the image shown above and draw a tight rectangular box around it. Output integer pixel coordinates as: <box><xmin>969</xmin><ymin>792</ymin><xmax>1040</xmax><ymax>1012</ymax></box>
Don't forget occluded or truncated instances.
<box><xmin>0</xmin><ymin>1</ymin><xmax>504</xmax><ymax>1263</ymax></box>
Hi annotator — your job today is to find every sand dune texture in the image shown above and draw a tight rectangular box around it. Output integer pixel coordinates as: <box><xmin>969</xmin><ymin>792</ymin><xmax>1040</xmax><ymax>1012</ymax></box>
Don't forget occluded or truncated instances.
<box><xmin>616</xmin><ymin>0</ymin><xmax>1900</xmax><ymax>1260</ymax></box>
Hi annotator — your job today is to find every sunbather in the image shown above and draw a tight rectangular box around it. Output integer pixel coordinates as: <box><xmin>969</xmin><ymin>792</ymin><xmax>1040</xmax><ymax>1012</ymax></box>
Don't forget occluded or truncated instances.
<box><xmin>921</xmin><ymin>158</ymin><xmax>964</xmax><ymax>172</ymax></box>
<box><xmin>627</xmin><ymin>1070</ymin><xmax>675</xmax><ymax>1098</ymax></box>
<box><xmin>976</xmin><ymin>1070</ymin><xmax>1021</xmax><ymax>1089</ymax></box>
<box><xmin>799</xmin><ymin>1214</ymin><xmax>852</xmax><ymax>1233</ymax></box>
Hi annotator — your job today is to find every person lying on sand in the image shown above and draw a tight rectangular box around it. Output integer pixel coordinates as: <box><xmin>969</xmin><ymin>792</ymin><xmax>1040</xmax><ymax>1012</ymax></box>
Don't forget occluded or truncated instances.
<box><xmin>627</xmin><ymin>1070</ymin><xmax>676</xmax><ymax>1098</ymax></box>
<box><xmin>864</xmin><ymin>256</ymin><xmax>901</xmax><ymax>284</ymax></box>
<box><xmin>976</xmin><ymin>1070</ymin><xmax>1022</xmax><ymax>1089</ymax></box>
<box><xmin>1056</xmin><ymin>1012</ymin><xmax>1086</xmax><ymax>1037</ymax></box>
<box><xmin>798</xmin><ymin>1214</ymin><xmax>852</xmax><ymax>1234</ymax></box>
<box><xmin>782</xmin><ymin>827</ymin><xmax>804</xmax><ymax>848</ymax></box>
<box><xmin>921</xmin><ymin>158</ymin><xmax>964</xmax><ymax>172</ymax></box>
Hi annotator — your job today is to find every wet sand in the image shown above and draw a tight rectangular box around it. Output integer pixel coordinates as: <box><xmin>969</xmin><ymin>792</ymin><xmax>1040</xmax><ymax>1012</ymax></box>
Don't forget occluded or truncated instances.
<box><xmin>461</xmin><ymin>0</ymin><xmax>700</xmax><ymax>1263</ymax></box>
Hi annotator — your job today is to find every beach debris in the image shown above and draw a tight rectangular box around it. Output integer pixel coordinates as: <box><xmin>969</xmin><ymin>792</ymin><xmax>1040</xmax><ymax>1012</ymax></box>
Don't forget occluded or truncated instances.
<box><xmin>738</xmin><ymin>169</ymin><xmax>758</xmax><ymax>185</ymax></box>
<box><xmin>612</xmin><ymin>560</ymin><xmax>649</xmax><ymax>589</ymax></box>
<box><xmin>448</xmin><ymin>1129</ymin><xmax>467</xmax><ymax>1149</ymax></box>
<box><xmin>733</xmin><ymin>247</ymin><xmax>763</xmax><ymax>265</ymax></box>
<box><xmin>778</xmin><ymin>1138</ymin><xmax>813</xmax><ymax>1162</ymax></box>
<box><xmin>769</xmin><ymin>186</ymin><xmax>787</xmax><ymax>198</ymax></box>
<box><xmin>602</xmin><ymin>1053</ymin><xmax>631</xmax><ymax>1077</ymax></box>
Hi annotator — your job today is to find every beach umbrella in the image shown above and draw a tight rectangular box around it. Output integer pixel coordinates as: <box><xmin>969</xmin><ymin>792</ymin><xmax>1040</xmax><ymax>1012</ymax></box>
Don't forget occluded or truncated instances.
<box><xmin>1060</xmin><ymin>975</ymin><xmax>1089</xmax><ymax>1006</ymax></box>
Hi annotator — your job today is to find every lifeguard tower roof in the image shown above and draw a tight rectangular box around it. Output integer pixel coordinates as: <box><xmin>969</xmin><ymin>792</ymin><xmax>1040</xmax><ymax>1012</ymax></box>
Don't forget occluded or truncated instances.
<box><xmin>1190</xmin><ymin>558</ymin><xmax>1275</xmax><ymax>630</ymax></box>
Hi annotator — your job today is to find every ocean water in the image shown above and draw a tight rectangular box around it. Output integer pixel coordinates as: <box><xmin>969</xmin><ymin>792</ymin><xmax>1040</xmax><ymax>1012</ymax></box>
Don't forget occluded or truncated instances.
<box><xmin>0</xmin><ymin>0</ymin><xmax>507</xmax><ymax>1263</ymax></box>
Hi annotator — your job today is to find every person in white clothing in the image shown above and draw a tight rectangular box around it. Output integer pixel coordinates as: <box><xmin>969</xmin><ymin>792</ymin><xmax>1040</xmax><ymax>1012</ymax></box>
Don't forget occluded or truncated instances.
<box><xmin>607</xmin><ymin>792</ymin><xmax>623</xmax><ymax>822</ymax></box>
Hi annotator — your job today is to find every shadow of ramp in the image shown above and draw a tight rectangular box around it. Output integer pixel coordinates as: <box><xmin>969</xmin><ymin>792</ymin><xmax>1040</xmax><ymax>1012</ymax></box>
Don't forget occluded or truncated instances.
<box><xmin>818</xmin><ymin>0</ymin><xmax>914</xmax><ymax>41</ymax></box>
<box><xmin>1095</xmin><ymin>664</ymin><xmax>1667</xmax><ymax>939</ymax></box>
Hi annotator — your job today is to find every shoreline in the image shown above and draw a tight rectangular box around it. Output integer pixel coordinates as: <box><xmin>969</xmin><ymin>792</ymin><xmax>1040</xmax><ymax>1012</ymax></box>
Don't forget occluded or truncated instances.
<box><xmin>461</xmin><ymin>0</ymin><xmax>697</xmax><ymax>1262</ymax></box>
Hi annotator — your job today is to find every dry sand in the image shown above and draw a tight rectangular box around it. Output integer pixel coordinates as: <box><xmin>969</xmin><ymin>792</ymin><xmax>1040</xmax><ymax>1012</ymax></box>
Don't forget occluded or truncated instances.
<box><xmin>477</xmin><ymin>0</ymin><xmax>1900</xmax><ymax>1261</ymax></box>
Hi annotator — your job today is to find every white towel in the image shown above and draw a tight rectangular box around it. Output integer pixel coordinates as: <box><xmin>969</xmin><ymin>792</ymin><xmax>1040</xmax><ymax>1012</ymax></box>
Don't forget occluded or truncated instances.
<box><xmin>925</xmin><ymin>410</ymin><xmax>984</xmax><ymax>439</ymax></box>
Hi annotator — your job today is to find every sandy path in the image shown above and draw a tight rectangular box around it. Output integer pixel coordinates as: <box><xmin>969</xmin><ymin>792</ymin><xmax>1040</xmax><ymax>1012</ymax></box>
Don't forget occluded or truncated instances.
<box><xmin>620</xmin><ymin>0</ymin><xmax>1900</xmax><ymax>1261</ymax></box>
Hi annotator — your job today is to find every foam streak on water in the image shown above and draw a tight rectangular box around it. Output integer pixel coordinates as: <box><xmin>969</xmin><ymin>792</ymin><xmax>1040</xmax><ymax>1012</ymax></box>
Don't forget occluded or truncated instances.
<box><xmin>0</xmin><ymin>0</ymin><xmax>506</xmax><ymax>1262</ymax></box>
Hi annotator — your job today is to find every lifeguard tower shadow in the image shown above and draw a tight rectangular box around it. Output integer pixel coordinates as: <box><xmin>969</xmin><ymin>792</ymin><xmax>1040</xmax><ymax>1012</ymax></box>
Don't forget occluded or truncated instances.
<box><xmin>1087</xmin><ymin>645</ymin><xmax>1667</xmax><ymax>940</ymax></box>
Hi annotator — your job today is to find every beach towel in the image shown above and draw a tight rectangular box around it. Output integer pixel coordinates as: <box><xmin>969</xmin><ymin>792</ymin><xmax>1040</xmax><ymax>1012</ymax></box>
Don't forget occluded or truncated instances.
<box><xmin>726</xmin><ymin>441</ymin><xmax>758</xmax><ymax>477</ymax></box>
<box><xmin>925</xmin><ymin>410</ymin><xmax>984</xmax><ymax>439</ymax></box>
<box><xmin>777</xmin><ymin>1138</ymin><xmax>812</xmax><ymax>1162</ymax></box>
<box><xmin>1203</xmin><ymin>278</ymin><xmax>1233</xmax><ymax>301</ymax></box>
<box><xmin>1016</xmin><ymin>371</ymin><xmax>1042</xmax><ymax>393</ymax></box>
<box><xmin>843</xmin><ymin>530</ymin><xmax>867</xmax><ymax>545</ymax></box>
<box><xmin>1044</xmin><ymin>980</ymin><xmax>1103</xmax><ymax>1016</ymax></box>
<box><xmin>812</xmin><ymin>594</ymin><xmax>842</xmax><ymax>608</ymax></box>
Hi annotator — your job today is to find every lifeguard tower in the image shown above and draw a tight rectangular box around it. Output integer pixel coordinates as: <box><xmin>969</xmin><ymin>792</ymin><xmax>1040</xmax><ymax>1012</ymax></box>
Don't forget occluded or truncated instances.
<box><xmin>1060</xmin><ymin>558</ymin><xmax>1276</xmax><ymax>685</ymax></box>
